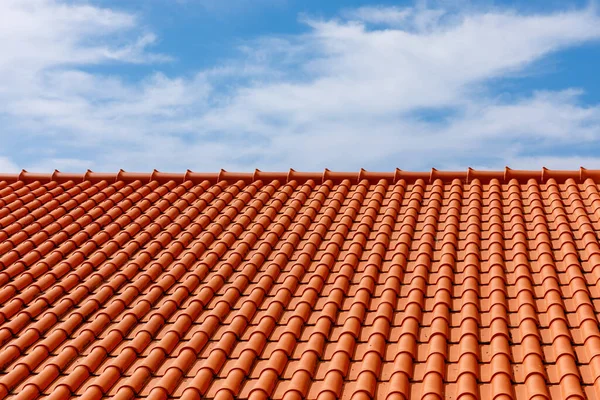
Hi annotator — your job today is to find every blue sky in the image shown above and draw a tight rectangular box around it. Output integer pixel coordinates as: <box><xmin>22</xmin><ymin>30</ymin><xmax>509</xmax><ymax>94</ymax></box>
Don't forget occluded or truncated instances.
<box><xmin>1</xmin><ymin>0</ymin><xmax>600</xmax><ymax>172</ymax></box>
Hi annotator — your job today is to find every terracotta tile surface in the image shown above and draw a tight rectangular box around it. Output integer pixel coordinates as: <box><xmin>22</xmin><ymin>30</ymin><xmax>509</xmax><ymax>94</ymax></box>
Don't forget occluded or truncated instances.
<box><xmin>1</xmin><ymin>168</ymin><xmax>600</xmax><ymax>399</ymax></box>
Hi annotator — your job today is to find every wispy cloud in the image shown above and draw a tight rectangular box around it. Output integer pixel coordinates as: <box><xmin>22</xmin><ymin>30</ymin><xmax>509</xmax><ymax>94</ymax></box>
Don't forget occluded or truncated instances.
<box><xmin>342</xmin><ymin>6</ymin><xmax>413</xmax><ymax>25</ymax></box>
<box><xmin>341</xmin><ymin>4</ymin><xmax>446</xmax><ymax>30</ymax></box>
<box><xmin>1</xmin><ymin>0</ymin><xmax>600</xmax><ymax>172</ymax></box>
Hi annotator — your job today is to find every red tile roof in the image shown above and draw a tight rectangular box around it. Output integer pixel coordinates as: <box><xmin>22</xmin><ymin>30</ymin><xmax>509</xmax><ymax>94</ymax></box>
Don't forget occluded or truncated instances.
<box><xmin>1</xmin><ymin>168</ymin><xmax>600</xmax><ymax>399</ymax></box>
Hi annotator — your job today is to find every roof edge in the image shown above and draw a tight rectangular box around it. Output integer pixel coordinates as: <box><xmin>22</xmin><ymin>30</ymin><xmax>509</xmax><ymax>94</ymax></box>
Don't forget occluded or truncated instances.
<box><xmin>0</xmin><ymin>167</ymin><xmax>596</xmax><ymax>185</ymax></box>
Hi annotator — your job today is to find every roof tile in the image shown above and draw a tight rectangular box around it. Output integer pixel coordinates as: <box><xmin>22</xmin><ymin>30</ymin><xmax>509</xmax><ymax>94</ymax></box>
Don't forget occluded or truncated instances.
<box><xmin>3</xmin><ymin>170</ymin><xmax>600</xmax><ymax>398</ymax></box>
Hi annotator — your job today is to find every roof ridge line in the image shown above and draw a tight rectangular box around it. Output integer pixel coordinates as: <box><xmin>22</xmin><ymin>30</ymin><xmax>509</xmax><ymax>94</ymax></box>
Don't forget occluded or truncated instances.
<box><xmin>0</xmin><ymin>167</ymin><xmax>596</xmax><ymax>185</ymax></box>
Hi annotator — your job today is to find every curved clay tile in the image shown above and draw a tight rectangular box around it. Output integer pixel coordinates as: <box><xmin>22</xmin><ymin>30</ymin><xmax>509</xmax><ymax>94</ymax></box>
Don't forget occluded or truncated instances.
<box><xmin>506</xmin><ymin>180</ymin><xmax>549</xmax><ymax>399</ymax></box>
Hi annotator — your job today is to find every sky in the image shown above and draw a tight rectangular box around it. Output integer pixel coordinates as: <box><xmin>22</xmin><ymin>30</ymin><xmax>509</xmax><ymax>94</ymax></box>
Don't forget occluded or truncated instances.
<box><xmin>1</xmin><ymin>0</ymin><xmax>600</xmax><ymax>173</ymax></box>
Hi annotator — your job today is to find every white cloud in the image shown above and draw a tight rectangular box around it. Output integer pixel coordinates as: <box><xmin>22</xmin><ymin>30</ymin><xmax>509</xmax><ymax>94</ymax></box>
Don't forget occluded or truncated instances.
<box><xmin>343</xmin><ymin>6</ymin><xmax>413</xmax><ymax>25</ymax></box>
<box><xmin>0</xmin><ymin>157</ymin><xmax>19</xmax><ymax>173</ymax></box>
<box><xmin>342</xmin><ymin>4</ymin><xmax>448</xmax><ymax>31</ymax></box>
<box><xmin>0</xmin><ymin>0</ymin><xmax>165</xmax><ymax>78</ymax></box>
<box><xmin>1</xmin><ymin>0</ymin><xmax>600</xmax><ymax>172</ymax></box>
<box><xmin>26</xmin><ymin>157</ymin><xmax>94</xmax><ymax>172</ymax></box>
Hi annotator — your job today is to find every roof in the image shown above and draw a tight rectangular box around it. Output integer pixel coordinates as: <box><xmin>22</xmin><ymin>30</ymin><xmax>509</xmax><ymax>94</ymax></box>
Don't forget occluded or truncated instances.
<box><xmin>0</xmin><ymin>168</ymin><xmax>599</xmax><ymax>400</ymax></box>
